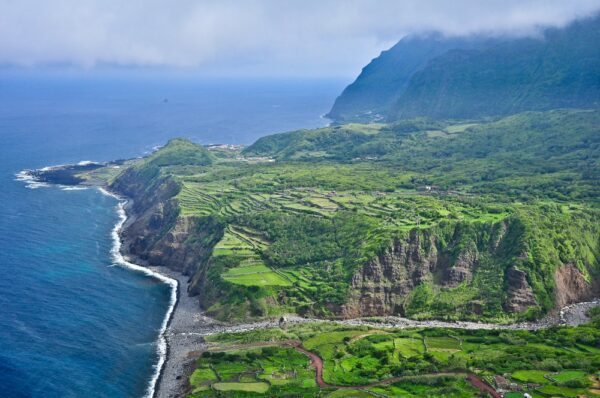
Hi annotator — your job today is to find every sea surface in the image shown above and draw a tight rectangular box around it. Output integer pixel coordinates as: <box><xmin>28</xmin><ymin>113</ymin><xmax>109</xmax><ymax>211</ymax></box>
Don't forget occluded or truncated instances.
<box><xmin>0</xmin><ymin>74</ymin><xmax>344</xmax><ymax>398</ymax></box>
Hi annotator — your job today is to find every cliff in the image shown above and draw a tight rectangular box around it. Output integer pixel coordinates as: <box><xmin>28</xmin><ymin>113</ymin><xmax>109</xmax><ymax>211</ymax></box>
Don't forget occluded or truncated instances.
<box><xmin>326</xmin><ymin>34</ymin><xmax>494</xmax><ymax>123</ymax></box>
<box><xmin>344</xmin><ymin>210</ymin><xmax>600</xmax><ymax>321</ymax></box>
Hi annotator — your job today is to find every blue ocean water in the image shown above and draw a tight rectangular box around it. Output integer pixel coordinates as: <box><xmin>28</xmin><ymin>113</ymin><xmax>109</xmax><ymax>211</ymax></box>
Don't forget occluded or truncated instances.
<box><xmin>0</xmin><ymin>74</ymin><xmax>344</xmax><ymax>397</ymax></box>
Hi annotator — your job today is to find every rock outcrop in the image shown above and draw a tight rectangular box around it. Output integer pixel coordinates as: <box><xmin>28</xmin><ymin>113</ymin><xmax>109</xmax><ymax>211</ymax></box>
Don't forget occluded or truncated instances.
<box><xmin>342</xmin><ymin>231</ymin><xmax>437</xmax><ymax>317</ymax></box>
<box><xmin>110</xmin><ymin>166</ymin><xmax>224</xmax><ymax>297</ymax></box>
<box><xmin>342</xmin><ymin>224</ymin><xmax>501</xmax><ymax>318</ymax></box>
<box><xmin>554</xmin><ymin>263</ymin><xmax>599</xmax><ymax>308</ymax></box>
<box><xmin>504</xmin><ymin>267</ymin><xmax>537</xmax><ymax>313</ymax></box>
<box><xmin>108</xmin><ymin>161</ymin><xmax>599</xmax><ymax>322</ymax></box>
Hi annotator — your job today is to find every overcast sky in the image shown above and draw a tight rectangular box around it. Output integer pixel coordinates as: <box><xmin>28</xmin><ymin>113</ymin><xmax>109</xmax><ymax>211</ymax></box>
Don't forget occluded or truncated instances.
<box><xmin>1</xmin><ymin>0</ymin><xmax>599</xmax><ymax>77</ymax></box>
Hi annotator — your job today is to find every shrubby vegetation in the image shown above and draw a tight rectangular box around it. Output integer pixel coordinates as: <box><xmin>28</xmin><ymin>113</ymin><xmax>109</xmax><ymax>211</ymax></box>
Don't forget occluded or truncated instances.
<box><xmin>86</xmin><ymin>114</ymin><xmax>600</xmax><ymax>395</ymax></box>
<box><xmin>246</xmin><ymin>110</ymin><xmax>600</xmax><ymax>201</ymax></box>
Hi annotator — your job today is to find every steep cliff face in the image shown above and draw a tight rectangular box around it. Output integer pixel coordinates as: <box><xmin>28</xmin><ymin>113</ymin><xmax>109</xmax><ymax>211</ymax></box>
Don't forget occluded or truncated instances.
<box><xmin>106</xmin><ymin>140</ymin><xmax>600</xmax><ymax>322</ymax></box>
<box><xmin>503</xmin><ymin>267</ymin><xmax>537</xmax><ymax>313</ymax></box>
<box><xmin>110</xmin><ymin>165</ymin><xmax>224</xmax><ymax>296</ymax></box>
<box><xmin>341</xmin><ymin>220</ymin><xmax>541</xmax><ymax>319</ymax></box>
<box><xmin>329</xmin><ymin>15</ymin><xmax>600</xmax><ymax>122</ymax></box>
<box><xmin>554</xmin><ymin>263</ymin><xmax>599</xmax><ymax>308</ymax></box>
<box><xmin>327</xmin><ymin>34</ymin><xmax>493</xmax><ymax>123</ymax></box>
<box><xmin>342</xmin><ymin>230</ymin><xmax>438</xmax><ymax>317</ymax></box>
<box><xmin>343</xmin><ymin>211</ymin><xmax>600</xmax><ymax>320</ymax></box>
<box><xmin>110</xmin><ymin>159</ymin><xmax>600</xmax><ymax>322</ymax></box>
<box><xmin>342</xmin><ymin>224</ymin><xmax>499</xmax><ymax>318</ymax></box>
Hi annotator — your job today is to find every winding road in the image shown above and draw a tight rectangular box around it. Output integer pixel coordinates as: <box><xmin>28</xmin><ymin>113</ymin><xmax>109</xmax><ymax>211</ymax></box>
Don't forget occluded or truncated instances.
<box><xmin>290</xmin><ymin>341</ymin><xmax>499</xmax><ymax>396</ymax></box>
<box><xmin>204</xmin><ymin>339</ymin><xmax>493</xmax><ymax>393</ymax></box>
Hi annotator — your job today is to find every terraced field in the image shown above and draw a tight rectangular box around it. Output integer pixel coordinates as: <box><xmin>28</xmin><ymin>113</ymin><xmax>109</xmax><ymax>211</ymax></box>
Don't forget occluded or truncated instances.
<box><xmin>178</xmin><ymin>180</ymin><xmax>508</xmax><ymax>228</ymax></box>
<box><xmin>222</xmin><ymin>263</ymin><xmax>292</xmax><ymax>287</ymax></box>
<box><xmin>213</xmin><ymin>226</ymin><xmax>292</xmax><ymax>287</ymax></box>
<box><xmin>188</xmin><ymin>345</ymin><xmax>317</xmax><ymax>396</ymax></box>
<box><xmin>108</xmin><ymin>131</ymin><xmax>600</xmax><ymax>324</ymax></box>
<box><xmin>171</xmin><ymin>161</ymin><xmax>539</xmax><ymax>323</ymax></box>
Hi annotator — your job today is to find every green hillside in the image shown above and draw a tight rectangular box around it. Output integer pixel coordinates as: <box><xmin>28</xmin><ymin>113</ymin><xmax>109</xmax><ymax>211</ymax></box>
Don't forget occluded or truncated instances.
<box><xmin>328</xmin><ymin>14</ymin><xmax>600</xmax><ymax>122</ymax></box>
<box><xmin>326</xmin><ymin>34</ymin><xmax>495</xmax><ymax>123</ymax></box>
<box><xmin>98</xmin><ymin>108</ymin><xmax>600</xmax><ymax>323</ymax></box>
<box><xmin>245</xmin><ymin>109</ymin><xmax>600</xmax><ymax>201</ymax></box>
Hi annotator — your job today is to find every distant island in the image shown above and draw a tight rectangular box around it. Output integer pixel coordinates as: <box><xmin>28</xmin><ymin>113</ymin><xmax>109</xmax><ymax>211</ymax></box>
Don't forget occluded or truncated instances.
<box><xmin>22</xmin><ymin>12</ymin><xmax>600</xmax><ymax>398</ymax></box>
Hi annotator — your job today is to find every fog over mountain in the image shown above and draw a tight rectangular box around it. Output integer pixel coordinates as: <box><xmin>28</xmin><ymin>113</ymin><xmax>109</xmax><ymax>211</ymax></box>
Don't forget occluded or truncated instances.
<box><xmin>1</xmin><ymin>0</ymin><xmax>600</xmax><ymax>77</ymax></box>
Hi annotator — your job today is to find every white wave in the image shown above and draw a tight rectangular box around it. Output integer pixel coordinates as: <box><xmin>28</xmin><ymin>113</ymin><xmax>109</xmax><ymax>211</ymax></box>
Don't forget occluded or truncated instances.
<box><xmin>17</xmin><ymin>174</ymin><xmax>178</xmax><ymax>397</ymax></box>
<box><xmin>26</xmin><ymin>182</ymin><xmax>51</xmax><ymax>189</ymax></box>
<box><xmin>109</xmin><ymin>196</ymin><xmax>178</xmax><ymax>398</ymax></box>
<box><xmin>14</xmin><ymin>170</ymin><xmax>50</xmax><ymax>189</ymax></box>
<box><xmin>98</xmin><ymin>187</ymin><xmax>120</xmax><ymax>199</ymax></box>
<box><xmin>39</xmin><ymin>164</ymin><xmax>66</xmax><ymax>171</ymax></box>
<box><xmin>14</xmin><ymin>170</ymin><xmax>31</xmax><ymax>180</ymax></box>
<box><xmin>77</xmin><ymin>160</ymin><xmax>98</xmax><ymax>166</ymax></box>
<box><xmin>319</xmin><ymin>113</ymin><xmax>333</xmax><ymax>127</ymax></box>
<box><xmin>15</xmin><ymin>170</ymin><xmax>88</xmax><ymax>190</ymax></box>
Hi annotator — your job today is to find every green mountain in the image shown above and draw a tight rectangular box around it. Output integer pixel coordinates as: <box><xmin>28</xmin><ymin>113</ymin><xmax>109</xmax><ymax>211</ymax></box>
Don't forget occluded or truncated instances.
<box><xmin>326</xmin><ymin>34</ymin><xmax>494</xmax><ymax>122</ymax></box>
<box><xmin>329</xmin><ymin>14</ymin><xmax>600</xmax><ymax>122</ymax></box>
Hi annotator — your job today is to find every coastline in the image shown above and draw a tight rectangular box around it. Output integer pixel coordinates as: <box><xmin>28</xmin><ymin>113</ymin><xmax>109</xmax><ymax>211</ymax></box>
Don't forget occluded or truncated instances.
<box><xmin>15</xmin><ymin>169</ymin><xmax>186</xmax><ymax>397</ymax></box>
<box><xmin>99</xmin><ymin>188</ymin><xmax>179</xmax><ymax>398</ymax></box>
<box><xmin>102</xmin><ymin>187</ymin><xmax>222</xmax><ymax>398</ymax></box>
<box><xmin>107</xmin><ymin>185</ymin><xmax>600</xmax><ymax>397</ymax></box>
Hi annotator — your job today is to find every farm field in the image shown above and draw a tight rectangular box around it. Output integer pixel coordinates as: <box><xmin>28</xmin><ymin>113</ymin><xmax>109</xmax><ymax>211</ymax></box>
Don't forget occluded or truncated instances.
<box><xmin>186</xmin><ymin>321</ymin><xmax>600</xmax><ymax>397</ymax></box>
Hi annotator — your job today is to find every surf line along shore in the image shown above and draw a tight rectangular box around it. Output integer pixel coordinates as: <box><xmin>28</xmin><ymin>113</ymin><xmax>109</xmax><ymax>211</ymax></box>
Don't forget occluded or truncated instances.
<box><xmin>99</xmin><ymin>187</ymin><xmax>218</xmax><ymax>398</ymax></box>
<box><xmin>102</xmin><ymin>185</ymin><xmax>600</xmax><ymax>397</ymax></box>
<box><xmin>16</xmin><ymin>164</ymin><xmax>182</xmax><ymax>398</ymax></box>
<box><xmin>100</xmin><ymin>187</ymin><xmax>179</xmax><ymax>398</ymax></box>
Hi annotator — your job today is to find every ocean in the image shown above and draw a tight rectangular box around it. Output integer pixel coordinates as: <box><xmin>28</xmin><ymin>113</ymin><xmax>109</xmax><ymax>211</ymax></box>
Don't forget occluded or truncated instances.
<box><xmin>0</xmin><ymin>74</ymin><xmax>344</xmax><ymax>398</ymax></box>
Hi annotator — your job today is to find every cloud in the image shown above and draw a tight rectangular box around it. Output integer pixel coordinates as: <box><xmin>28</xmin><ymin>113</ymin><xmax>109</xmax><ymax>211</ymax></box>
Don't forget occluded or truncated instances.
<box><xmin>1</xmin><ymin>0</ymin><xmax>599</xmax><ymax>77</ymax></box>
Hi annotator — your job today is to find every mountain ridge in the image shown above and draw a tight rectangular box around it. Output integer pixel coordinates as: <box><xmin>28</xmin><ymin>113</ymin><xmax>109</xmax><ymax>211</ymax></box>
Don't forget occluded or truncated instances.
<box><xmin>328</xmin><ymin>14</ymin><xmax>600</xmax><ymax>122</ymax></box>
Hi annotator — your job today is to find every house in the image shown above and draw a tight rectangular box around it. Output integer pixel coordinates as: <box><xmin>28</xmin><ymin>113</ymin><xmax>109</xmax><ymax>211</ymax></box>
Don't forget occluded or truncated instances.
<box><xmin>494</xmin><ymin>376</ymin><xmax>510</xmax><ymax>390</ymax></box>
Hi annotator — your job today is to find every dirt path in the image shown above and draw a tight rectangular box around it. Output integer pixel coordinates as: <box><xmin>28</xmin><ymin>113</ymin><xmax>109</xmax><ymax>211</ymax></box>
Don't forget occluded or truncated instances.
<box><xmin>466</xmin><ymin>374</ymin><xmax>501</xmax><ymax>398</ymax></box>
<box><xmin>293</xmin><ymin>343</ymin><xmax>502</xmax><ymax>397</ymax></box>
<box><xmin>291</xmin><ymin>343</ymin><xmax>477</xmax><ymax>392</ymax></box>
<box><xmin>293</xmin><ymin>345</ymin><xmax>334</xmax><ymax>388</ymax></box>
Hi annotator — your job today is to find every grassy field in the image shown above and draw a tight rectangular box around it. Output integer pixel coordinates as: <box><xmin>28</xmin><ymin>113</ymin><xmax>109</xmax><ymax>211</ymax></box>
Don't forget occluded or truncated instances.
<box><xmin>187</xmin><ymin>321</ymin><xmax>600</xmax><ymax>397</ymax></box>
<box><xmin>222</xmin><ymin>263</ymin><xmax>291</xmax><ymax>287</ymax></box>
<box><xmin>188</xmin><ymin>345</ymin><xmax>318</xmax><ymax>397</ymax></box>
